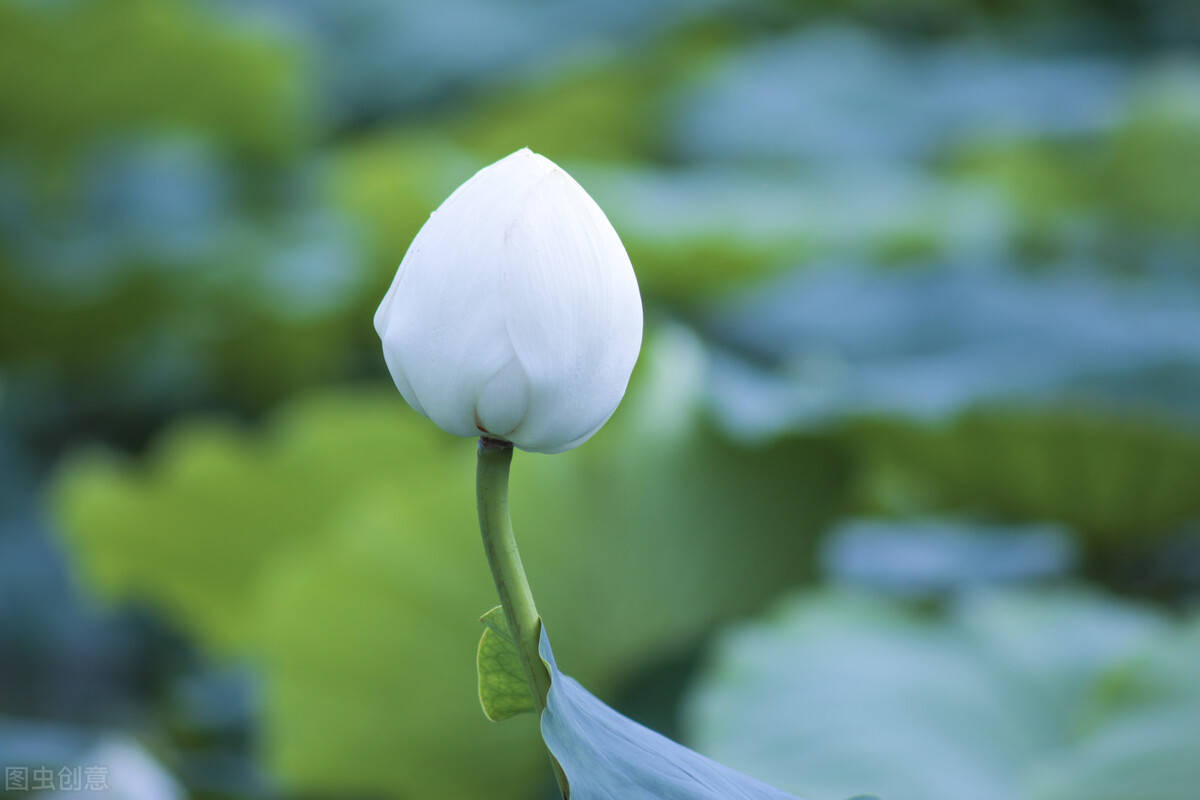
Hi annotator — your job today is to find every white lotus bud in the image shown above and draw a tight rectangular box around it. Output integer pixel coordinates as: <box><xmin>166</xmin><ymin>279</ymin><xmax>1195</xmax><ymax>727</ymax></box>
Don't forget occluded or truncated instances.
<box><xmin>374</xmin><ymin>148</ymin><xmax>643</xmax><ymax>454</ymax></box>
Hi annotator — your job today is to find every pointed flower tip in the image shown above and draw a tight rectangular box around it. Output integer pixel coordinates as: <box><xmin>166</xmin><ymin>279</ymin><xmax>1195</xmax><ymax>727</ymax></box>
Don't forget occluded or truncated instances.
<box><xmin>498</xmin><ymin>146</ymin><xmax>557</xmax><ymax>177</ymax></box>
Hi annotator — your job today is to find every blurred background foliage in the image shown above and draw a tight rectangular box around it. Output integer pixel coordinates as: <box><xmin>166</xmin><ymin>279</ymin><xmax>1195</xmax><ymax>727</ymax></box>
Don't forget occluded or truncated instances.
<box><xmin>1</xmin><ymin>0</ymin><xmax>1198</xmax><ymax>798</ymax></box>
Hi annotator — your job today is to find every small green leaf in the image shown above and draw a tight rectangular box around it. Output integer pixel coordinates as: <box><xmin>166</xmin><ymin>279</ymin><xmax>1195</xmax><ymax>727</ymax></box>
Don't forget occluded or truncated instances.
<box><xmin>477</xmin><ymin>606</ymin><xmax>535</xmax><ymax>722</ymax></box>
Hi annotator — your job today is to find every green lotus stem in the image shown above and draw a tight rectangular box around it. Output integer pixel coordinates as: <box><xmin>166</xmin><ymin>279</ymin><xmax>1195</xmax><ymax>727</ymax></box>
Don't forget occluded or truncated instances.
<box><xmin>475</xmin><ymin>437</ymin><xmax>569</xmax><ymax>798</ymax></box>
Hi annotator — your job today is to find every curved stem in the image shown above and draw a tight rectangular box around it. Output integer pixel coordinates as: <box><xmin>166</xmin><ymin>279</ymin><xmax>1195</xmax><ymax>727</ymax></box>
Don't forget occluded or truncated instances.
<box><xmin>475</xmin><ymin>437</ymin><xmax>569</xmax><ymax>798</ymax></box>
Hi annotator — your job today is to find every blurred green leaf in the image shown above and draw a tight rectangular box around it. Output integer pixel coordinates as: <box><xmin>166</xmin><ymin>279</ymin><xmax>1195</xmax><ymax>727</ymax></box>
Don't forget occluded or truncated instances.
<box><xmin>477</xmin><ymin>606</ymin><xmax>536</xmax><ymax>722</ymax></box>
<box><xmin>953</xmin><ymin>62</ymin><xmax>1200</xmax><ymax>261</ymax></box>
<box><xmin>821</xmin><ymin>517</ymin><xmax>1075</xmax><ymax>594</ymax></box>
<box><xmin>52</xmin><ymin>385</ymin><xmax>850</xmax><ymax>799</ymax></box>
<box><xmin>684</xmin><ymin>587</ymin><xmax>1200</xmax><ymax>800</ymax></box>
<box><xmin>0</xmin><ymin>0</ymin><xmax>308</xmax><ymax>166</ymax></box>
<box><xmin>253</xmin><ymin>488</ymin><xmax>542</xmax><ymax>798</ymax></box>
<box><xmin>52</xmin><ymin>390</ymin><xmax>457</xmax><ymax>651</ymax></box>
<box><xmin>853</xmin><ymin>410</ymin><xmax>1200</xmax><ymax>544</ymax></box>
